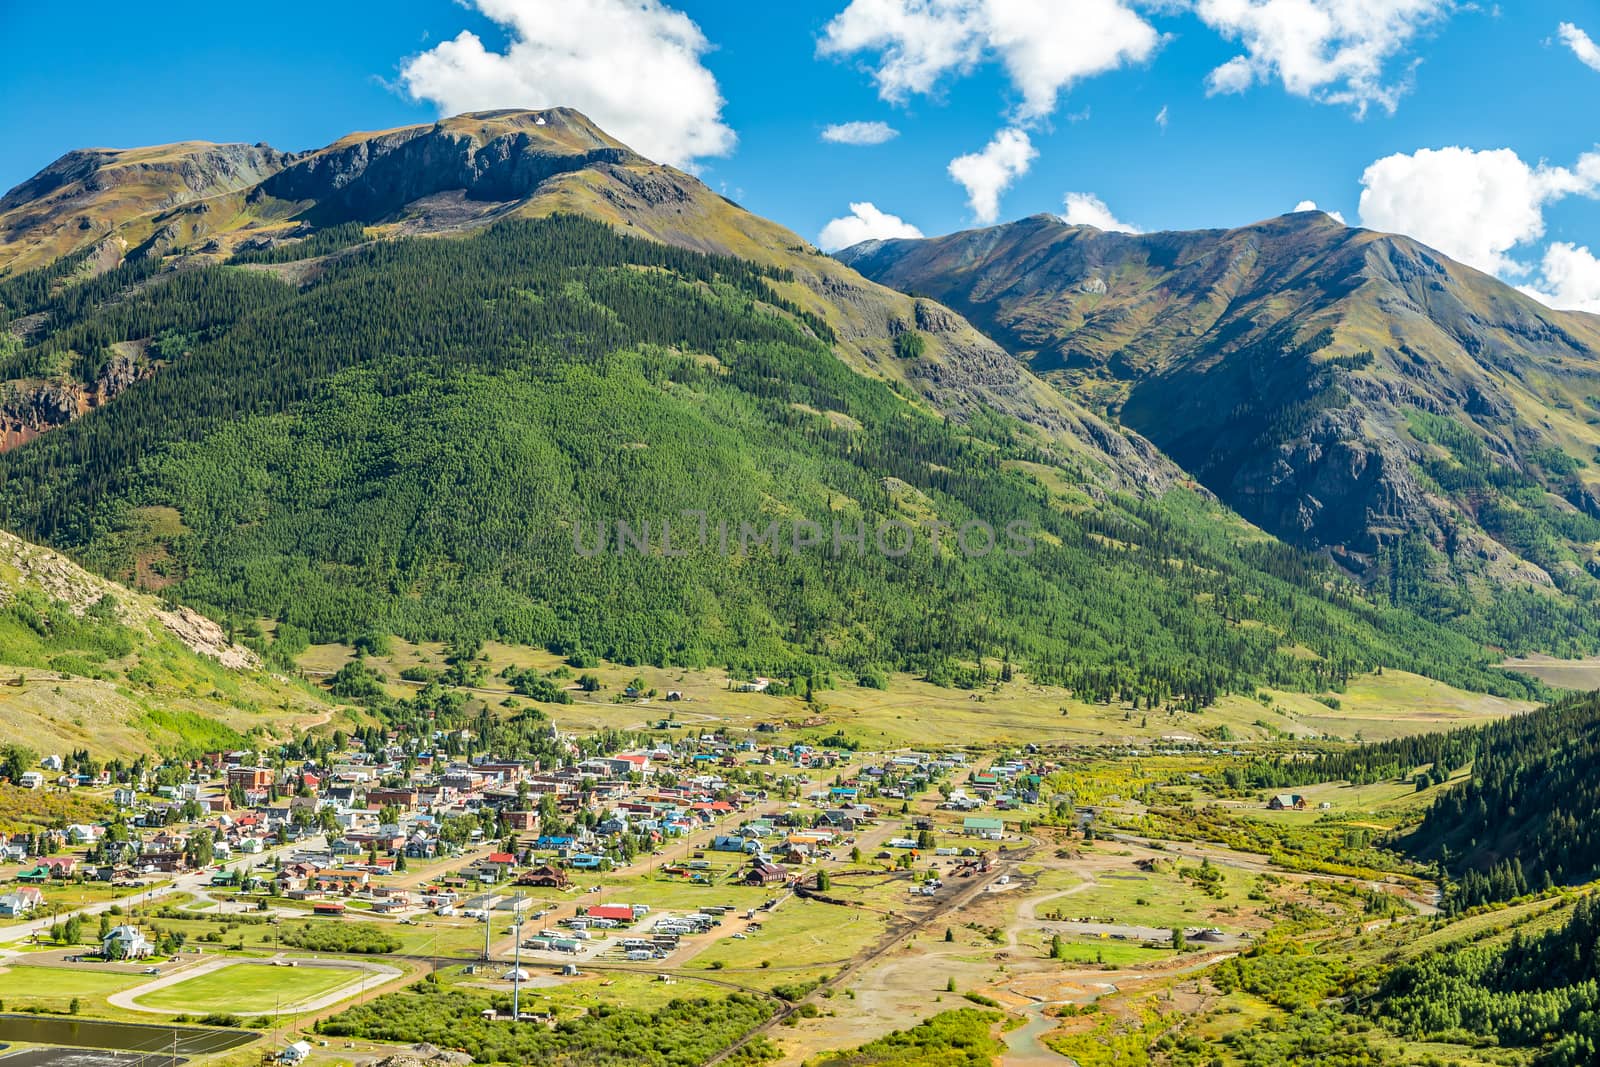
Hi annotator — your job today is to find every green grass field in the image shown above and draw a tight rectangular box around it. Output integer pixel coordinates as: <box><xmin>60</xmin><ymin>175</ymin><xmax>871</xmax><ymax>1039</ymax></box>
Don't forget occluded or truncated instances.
<box><xmin>1239</xmin><ymin>669</ymin><xmax>1531</xmax><ymax>742</ymax></box>
<box><xmin>0</xmin><ymin>964</ymin><xmax>146</xmax><ymax>1010</ymax></box>
<box><xmin>300</xmin><ymin>641</ymin><xmax>1531</xmax><ymax>750</ymax></box>
<box><xmin>1048</xmin><ymin>936</ymin><xmax>1177</xmax><ymax>966</ymax></box>
<box><xmin>686</xmin><ymin>897</ymin><xmax>887</xmax><ymax>978</ymax></box>
<box><xmin>133</xmin><ymin>961</ymin><xmax>367</xmax><ymax>1013</ymax></box>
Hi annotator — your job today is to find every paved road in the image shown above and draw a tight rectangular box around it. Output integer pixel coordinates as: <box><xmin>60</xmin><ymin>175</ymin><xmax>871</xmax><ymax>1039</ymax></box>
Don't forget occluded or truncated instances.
<box><xmin>0</xmin><ymin>836</ymin><xmax>327</xmax><ymax>949</ymax></box>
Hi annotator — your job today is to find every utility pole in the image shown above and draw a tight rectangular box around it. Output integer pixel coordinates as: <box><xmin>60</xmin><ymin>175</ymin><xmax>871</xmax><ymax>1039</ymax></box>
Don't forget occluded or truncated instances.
<box><xmin>509</xmin><ymin>892</ymin><xmax>525</xmax><ymax>1023</ymax></box>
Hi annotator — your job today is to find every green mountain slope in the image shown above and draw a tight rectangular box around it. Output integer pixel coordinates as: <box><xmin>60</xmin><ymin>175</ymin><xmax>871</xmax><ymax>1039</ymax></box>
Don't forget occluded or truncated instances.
<box><xmin>1375</xmin><ymin>894</ymin><xmax>1600</xmax><ymax>1067</ymax></box>
<box><xmin>0</xmin><ymin>201</ymin><xmax>1536</xmax><ymax>705</ymax></box>
<box><xmin>0</xmin><ymin>109</ymin><xmax>1179</xmax><ymax>494</ymax></box>
<box><xmin>0</xmin><ymin>527</ymin><xmax>331</xmax><ymax>757</ymax></box>
<box><xmin>1397</xmin><ymin>689</ymin><xmax>1600</xmax><ymax>908</ymax></box>
<box><xmin>837</xmin><ymin>214</ymin><xmax>1600</xmax><ymax>647</ymax></box>
<box><xmin>1246</xmin><ymin>687</ymin><xmax>1600</xmax><ymax>907</ymax></box>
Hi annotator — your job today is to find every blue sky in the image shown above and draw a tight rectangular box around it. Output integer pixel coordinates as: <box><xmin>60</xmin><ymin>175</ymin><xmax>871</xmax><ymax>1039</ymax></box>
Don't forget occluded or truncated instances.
<box><xmin>2</xmin><ymin>1</ymin><xmax>1598</xmax><ymax>307</ymax></box>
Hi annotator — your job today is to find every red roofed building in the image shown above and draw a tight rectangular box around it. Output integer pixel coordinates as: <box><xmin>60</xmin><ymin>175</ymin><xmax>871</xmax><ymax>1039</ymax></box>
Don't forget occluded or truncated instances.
<box><xmin>586</xmin><ymin>904</ymin><xmax>634</xmax><ymax>922</ymax></box>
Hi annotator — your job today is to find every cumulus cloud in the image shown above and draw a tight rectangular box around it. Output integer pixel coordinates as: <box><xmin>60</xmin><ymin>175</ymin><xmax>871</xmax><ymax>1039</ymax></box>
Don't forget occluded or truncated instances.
<box><xmin>398</xmin><ymin>0</ymin><xmax>735</xmax><ymax>169</ymax></box>
<box><xmin>1560</xmin><ymin>22</ymin><xmax>1600</xmax><ymax>73</ymax></box>
<box><xmin>1358</xmin><ymin>146</ymin><xmax>1600</xmax><ymax>276</ymax></box>
<box><xmin>1522</xmin><ymin>243</ymin><xmax>1600</xmax><ymax>314</ymax></box>
<box><xmin>948</xmin><ymin>127</ymin><xmax>1037</xmax><ymax>223</ymax></box>
<box><xmin>1195</xmin><ymin>0</ymin><xmax>1454</xmax><ymax>116</ymax></box>
<box><xmin>817</xmin><ymin>202</ymin><xmax>925</xmax><ymax>251</ymax></box>
<box><xmin>818</xmin><ymin>0</ymin><xmax>1161</xmax><ymax>122</ymax></box>
<box><xmin>821</xmin><ymin>120</ymin><xmax>900</xmax><ymax>145</ymax></box>
<box><xmin>1061</xmin><ymin>192</ymin><xmax>1140</xmax><ymax>232</ymax></box>
<box><xmin>1293</xmin><ymin>199</ymin><xmax>1346</xmax><ymax>224</ymax></box>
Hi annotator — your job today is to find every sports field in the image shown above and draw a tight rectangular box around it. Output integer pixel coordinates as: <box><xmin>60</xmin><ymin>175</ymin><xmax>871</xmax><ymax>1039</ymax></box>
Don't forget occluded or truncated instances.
<box><xmin>130</xmin><ymin>961</ymin><xmax>366</xmax><ymax>1014</ymax></box>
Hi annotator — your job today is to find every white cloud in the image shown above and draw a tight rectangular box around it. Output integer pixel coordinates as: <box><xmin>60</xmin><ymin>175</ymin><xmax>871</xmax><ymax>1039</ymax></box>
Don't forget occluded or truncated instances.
<box><xmin>1061</xmin><ymin>192</ymin><xmax>1140</xmax><ymax>232</ymax></box>
<box><xmin>818</xmin><ymin>0</ymin><xmax>1161</xmax><ymax>122</ymax></box>
<box><xmin>818</xmin><ymin>0</ymin><xmax>982</xmax><ymax>102</ymax></box>
<box><xmin>1357</xmin><ymin>146</ymin><xmax>1600</xmax><ymax>276</ymax></box>
<box><xmin>821</xmin><ymin>120</ymin><xmax>900</xmax><ymax>145</ymax></box>
<box><xmin>1293</xmin><ymin>199</ymin><xmax>1346</xmax><ymax>224</ymax></box>
<box><xmin>1521</xmin><ymin>243</ymin><xmax>1600</xmax><ymax>314</ymax></box>
<box><xmin>982</xmin><ymin>0</ymin><xmax>1164</xmax><ymax>120</ymax></box>
<box><xmin>1559</xmin><ymin>22</ymin><xmax>1600</xmax><ymax>73</ymax></box>
<box><xmin>398</xmin><ymin>0</ymin><xmax>735</xmax><ymax>170</ymax></box>
<box><xmin>817</xmin><ymin>202</ymin><xmax>925</xmax><ymax>251</ymax></box>
<box><xmin>1195</xmin><ymin>0</ymin><xmax>1454</xmax><ymax>116</ymax></box>
<box><xmin>948</xmin><ymin>127</ymin><xmax>1037</xmax><ymax>223</ymax></box>
<box><xmin>1155</xmin><ymin>104</ymin><xmax>1169</xmax><ymax>129</ymax></box>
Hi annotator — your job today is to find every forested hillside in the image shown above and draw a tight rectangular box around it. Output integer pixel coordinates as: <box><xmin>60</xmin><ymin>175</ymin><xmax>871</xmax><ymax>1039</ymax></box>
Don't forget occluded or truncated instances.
<box><xmin>0</xmin><ymin>109</ymin><xmax>1184</xmax><ymax>494</ymax></box>
<box><xmin>0</xmin><ymin>215</ymin><xmax>1535</xmax><ymax>705</ymax></box>
<box><xmin>1376</xmin><ymin>895</ymin><xmax>1600</xmax><ymax>1066</ymax></box>
<box><xmin>839</xmin><ymin>214</ymin><xmax>1600</xmax><ymax>656</ymax></box>
<box><xmin>1245</xmin><ymin>689</ymin><xmax>1600</xmax><ymax>909</ymax></box>
<box><xmin>1399</xmin><ymin>691</ymin><xmax>1600</xmax><ymax>908</ymax></box>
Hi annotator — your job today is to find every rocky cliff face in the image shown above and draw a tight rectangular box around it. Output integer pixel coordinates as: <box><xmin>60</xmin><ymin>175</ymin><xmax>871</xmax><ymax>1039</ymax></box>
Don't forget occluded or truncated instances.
<box><xmin>0</xmin><ymin>142</ymin><xmax>291</xmax><ymax>273</ymax></box>
<box><xmin>0</xmin><ymin>345</ymin><xmax>152</xmax><ymax>451</ymax></box>
<box><xmin>840</xmin><ymin>213</ymin><xmax>1600</xmax><ymax>586</ymax></box>
<box><xmin>258</xmin><ymin>109</ymin><xmax>639</xmax><ymax>224</ymax></box>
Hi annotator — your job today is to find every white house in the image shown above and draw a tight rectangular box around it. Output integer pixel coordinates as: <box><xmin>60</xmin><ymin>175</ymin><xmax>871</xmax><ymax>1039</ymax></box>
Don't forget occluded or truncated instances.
<box><xmin>280</xmin><ymin>1041</ymin><xmax>312</xmax><ymax>1065</ymax></box>
<box><xmin>0</xmin><ymin>887</ymin><xmax>42</xmax><ymax>917</ymax></box>
<box><xmin>102</xmin><ymin>925</ymin><xmax>154</xmax><ymax>960</ymax></box>
<box><xmin>16</xmin><ymin>772</ymin><xmax>43</xmax><ymax>790</ymax></box>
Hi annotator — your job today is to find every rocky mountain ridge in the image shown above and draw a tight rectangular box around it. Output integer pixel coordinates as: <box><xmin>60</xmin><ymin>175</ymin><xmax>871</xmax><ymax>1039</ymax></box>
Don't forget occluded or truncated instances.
<box><xmin>839</xmin><ymin>213</ymin><xmax>1600</xmax><ymax>595</ymax></box>
<box><xmin>0</xmin><ymin>109</ymin><xmax>1182</xmax><ymax>493</ymax></box>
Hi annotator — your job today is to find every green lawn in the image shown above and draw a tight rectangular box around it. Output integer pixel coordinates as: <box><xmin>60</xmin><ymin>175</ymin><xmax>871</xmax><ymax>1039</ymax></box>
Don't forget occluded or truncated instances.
<box><xmin>1048</xmin><ymin>937</ymin><xmax>1177</xmax><ymax>966</ymax></box>
<box><xmin>133</xmin><ymin>962</ymin><xmax>367</xmax><ymax>1014</ymax></box>
<box><xmin>0</xmin><ymin>881</ymin><xmax>164</xmax><ymax>926</ymax></box>
<box><xmin>0</xmin><ymin>964</ymin><xmax>146</xmax><ymax>1011</ymax></box>
<box><xmin>1041</xmin><ymin>862</ymin><xmax>1256</xmax><ymax>932</ymax></box>
<box><xmin>686</xmin><ymin>897</ymin><xmax>886</xmax><ymax>978</ymax></box>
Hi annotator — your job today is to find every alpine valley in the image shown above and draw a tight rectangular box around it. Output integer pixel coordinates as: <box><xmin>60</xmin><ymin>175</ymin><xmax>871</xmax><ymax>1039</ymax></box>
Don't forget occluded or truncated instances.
<box><xmin>3</xmin><ymin>109</ymin><xmax>1600</xmax><ymax>1067</ymax></box>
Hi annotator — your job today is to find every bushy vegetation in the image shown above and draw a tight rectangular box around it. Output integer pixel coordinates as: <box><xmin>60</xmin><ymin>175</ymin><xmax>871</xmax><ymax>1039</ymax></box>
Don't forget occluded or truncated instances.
<box><xmin>319</xmin><ymin>984</ymin><xmax>774</xmax><ymax>1065</ymax></box>
<box><xmin>804</xmin><ymin>1008</ymin><xmax>1002</xmax><ymax>1066</ymax></box>
<box><xmin>278</xmin><ymin>920</ymin><xmax>400</xmax><ymax>954</ymax></box>
<box><xmin>1211</xmin><ymin>943</ymin><xmax>1347</xmax><ymax>1013</ymax></box>
<box><xmin>0</xmin><ymin>588</ymin><xmax>135</xmax><ymax>671</ymax></box>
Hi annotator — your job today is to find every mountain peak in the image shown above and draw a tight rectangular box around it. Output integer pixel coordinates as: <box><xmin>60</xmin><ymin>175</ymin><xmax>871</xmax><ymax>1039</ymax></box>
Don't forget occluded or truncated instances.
<box><xmin>839</xmin><ymin>209</ymin><xmax>1600</xmax><ymax>586</ymax></box>
<box><xmin>257</xmin><ymin>108</ymin><xmax>642</xmax><ymax>226</ymax></box>
<box><xmin>0</xmin><ymin>141</ymin><xmax>290</xmax><ymax>272</ymax></box>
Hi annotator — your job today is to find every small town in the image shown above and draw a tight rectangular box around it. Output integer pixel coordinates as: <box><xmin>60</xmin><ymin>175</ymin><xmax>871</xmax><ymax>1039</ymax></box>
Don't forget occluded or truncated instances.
<box><xmin>5</xmin><ymin>709</ymin><xmax>1165</xmax><ymax>1065</ymax></box>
